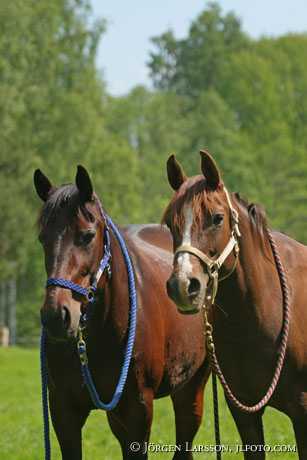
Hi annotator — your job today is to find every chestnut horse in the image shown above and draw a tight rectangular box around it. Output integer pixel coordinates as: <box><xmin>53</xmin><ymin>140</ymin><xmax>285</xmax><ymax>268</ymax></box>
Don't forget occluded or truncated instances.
<box><xmin>33</xmin><ymin>165</ymin><xmax>210</xmax><ymax>460</ymax></box>
<box><xmin>163</xmin><ymin>151</ymin><xmax>307</xmax><ymax>459</ymax></box>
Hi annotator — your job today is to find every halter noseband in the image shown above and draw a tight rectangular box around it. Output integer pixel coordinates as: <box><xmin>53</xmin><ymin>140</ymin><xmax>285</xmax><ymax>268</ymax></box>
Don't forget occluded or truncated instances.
<box><xmin>174</xmin><ymin>187</ymin><xmax>241</xmax><ymax>303</ymax></box>
<box><xmin>46</xmin><ymin>205</ymin><xmax>112</xmax><ymax>304</ymax></box>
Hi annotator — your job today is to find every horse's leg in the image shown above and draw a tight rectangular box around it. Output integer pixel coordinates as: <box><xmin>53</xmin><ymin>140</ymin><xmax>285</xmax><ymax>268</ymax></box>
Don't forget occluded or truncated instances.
<box><xmin>292</xmin><ymin>395</ymin><xmax>307</xmax><ymax>460</ymax></box>
<box><xmin>49</xmin><ymin>390</ymin><xmax>89</xmax><ymax>460</ymax></box>
<box><xmin>170</xmin><ymin>365</ymin><xmax>209</xmax><ymax>460</ymax></box>
<box><xmin>226</xmin><ymin>401</ymin><xmax>265</xmax><ymax>459</ymax></box>
<box><xmin>107</xmin><ymin>388</ymin><xmax>154</xmax><ymax>459</ymax></box>
<box><xmin>292</xmin><ymin>416</ymin><xmax>307</xmax><ymax>460</ymax></box>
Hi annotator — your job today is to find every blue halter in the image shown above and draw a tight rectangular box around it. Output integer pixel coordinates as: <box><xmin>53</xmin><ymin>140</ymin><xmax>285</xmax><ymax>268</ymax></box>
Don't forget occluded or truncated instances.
<box><xmin>46</xmin><ymin>216</ymin><xmax>112</xmax><ymax>303</ymax></box>
<box><xmin>41</xmin><ymin>205</ymin><xmax>138</xmax><ymax>460</ymax></box>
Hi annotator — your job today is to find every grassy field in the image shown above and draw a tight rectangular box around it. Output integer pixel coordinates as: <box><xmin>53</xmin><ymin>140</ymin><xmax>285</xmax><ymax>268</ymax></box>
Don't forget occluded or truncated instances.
<box><xmin>0</xmin><ymin>348</ymin><xmax>296</xmax><ymax>459</ymax></box>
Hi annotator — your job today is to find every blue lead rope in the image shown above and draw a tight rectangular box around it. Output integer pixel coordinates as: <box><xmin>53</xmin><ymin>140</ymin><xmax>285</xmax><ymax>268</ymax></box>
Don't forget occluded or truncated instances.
<box><xmin>40</xmin><ymin>214</ymin><xmax>138</xmax><ymax>460</ymax></box>
<box><xmin>40</xmin><ymin>328</ymin><xmax>51</xmax><ymax>460</ymax></box>
<box><xmin>78</xmin><ymin>215</ymin><xmax>138</xmax><ymax>410</ymax></box>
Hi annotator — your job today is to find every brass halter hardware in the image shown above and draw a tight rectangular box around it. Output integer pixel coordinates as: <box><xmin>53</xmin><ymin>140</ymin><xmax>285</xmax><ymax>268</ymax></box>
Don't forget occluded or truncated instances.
<box><xmin>174</xmin><ymin>187</ymin><xmax>240</xmax><ymax>307</ymax></box>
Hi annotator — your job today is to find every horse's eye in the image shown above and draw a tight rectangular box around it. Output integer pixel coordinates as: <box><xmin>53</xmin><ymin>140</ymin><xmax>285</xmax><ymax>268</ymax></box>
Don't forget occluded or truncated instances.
<box><xmin>81</xmin><ymin>268</ymin><xmax>90</xmax><ymax>277</ymax></box>
<box><xmin>212</xmin><ymin>213</ymin><xmax>224</xmax><ymax>227</ymax></box>
<box><xmin>77</xmin><ymin>231</ymin><xmax>95</xmax><ymax>246</ymax></box>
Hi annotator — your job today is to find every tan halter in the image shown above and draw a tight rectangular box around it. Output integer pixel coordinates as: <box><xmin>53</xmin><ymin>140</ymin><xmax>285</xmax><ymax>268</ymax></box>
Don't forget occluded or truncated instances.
<box><xmin>174</xmin><ymin>187</ymin><xmax>241</xmax><ymax>304</ymax></box>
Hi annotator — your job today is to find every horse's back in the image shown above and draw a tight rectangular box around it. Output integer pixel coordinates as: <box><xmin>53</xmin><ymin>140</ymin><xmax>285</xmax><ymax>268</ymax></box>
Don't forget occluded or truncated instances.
<box><xmin>123</xmin><ymin>224</ymin><xmax>173</xmax><ymax>266</ymax></box>
<box><xmin>273</xmin><ymin>230</ymin><xmax>307</xmax><ymax>273</ymax></box>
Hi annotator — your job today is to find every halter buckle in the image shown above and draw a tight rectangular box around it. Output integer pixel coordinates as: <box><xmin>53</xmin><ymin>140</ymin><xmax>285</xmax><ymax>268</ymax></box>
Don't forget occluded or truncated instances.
<box><xmin>77</xmin><ymin>328</ymin><xmax>88</xmax><ymax>365</ymax></box>
<box><xmin>106</xmin><ymin>262</ymin><xmax>112</xmax><ymax>279</ymax></box>
<box><xmin>87</xmin><ymin>287</ymin><xmax>96</xmax><ymax>303</ymax></box>
<box><xmin>205</xmin><ymin>268</ymin><xmax>219</xmax><ymax>307</ymax></box>
<box><xmin>207</xmin><ymin>262</ymin><xmax>219</xmax><ymax>278</ymax></box>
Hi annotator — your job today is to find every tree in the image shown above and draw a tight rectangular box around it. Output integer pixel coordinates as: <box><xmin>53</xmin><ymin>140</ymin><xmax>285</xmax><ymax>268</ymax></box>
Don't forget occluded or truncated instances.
<box><xmin>0</xmin><ymin>0</ymin><xmax>142</xmax><ymax>340</ymax></box>
<box><xmin>148</xmin><ymin>3</ymin><xmax>307</xmax><ymax>244</ymax></box>
<box><xmin>149</xmin><ymin>2</ymin><xmax>249</xmax><ymax>97</ymax></box>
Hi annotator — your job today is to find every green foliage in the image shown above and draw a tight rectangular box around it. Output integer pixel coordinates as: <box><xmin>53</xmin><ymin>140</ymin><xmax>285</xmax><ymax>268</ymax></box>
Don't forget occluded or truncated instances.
<box><xmin>1</xmin><ymin>1</ymin><xmax>307</xmax><ymax>340</ymax></box>
<box><xmin>149</xmin><ymin>2</ymin><xmax>249</xmax><ymax>96</ymax></box>
<box><xmin>148</xmin><ymin>2</ymin><xmax>307</xmax><ymax>241</ymax></box>
<box><xmin>106</xmin><ymin>86</ymin><xmax>190</xmax><ymax>220</ymax></box>
<box><xmin>0</xmin><ymin>0</ymin><xmax>141</xmax><ymax>339</ymax></box>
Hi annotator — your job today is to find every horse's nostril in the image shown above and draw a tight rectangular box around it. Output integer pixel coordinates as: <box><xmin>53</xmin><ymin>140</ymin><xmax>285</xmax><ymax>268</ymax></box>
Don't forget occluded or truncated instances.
<box><xmin>61</xmin><ymin>306</ymin><xmax>70</xmax><ymax>330</ymax></box>
<box><xmin>187</xmin><ymin>278</ymin><xmax>201</xmax><ymax>298</ymax></box>
<box><xmin>166</xmin><ymin>276</ymin><xmax>181</xmax><ymax>303</ymax></box>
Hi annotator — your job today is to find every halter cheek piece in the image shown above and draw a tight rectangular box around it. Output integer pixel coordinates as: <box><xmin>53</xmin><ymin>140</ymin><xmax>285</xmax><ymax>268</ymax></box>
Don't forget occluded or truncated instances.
<box><xmin>174</xmin><ymin>187</ymin><xmax>241</xmax><ymax>304</ymax></box>
<box><xmin>46</xmin><ymin>208</ymin><xmax>112</xmax><ymax>305</ymax></box>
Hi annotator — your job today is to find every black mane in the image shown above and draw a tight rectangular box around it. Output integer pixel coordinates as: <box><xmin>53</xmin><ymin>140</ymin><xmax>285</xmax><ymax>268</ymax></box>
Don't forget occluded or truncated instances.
<box><xmin>38</xmin><ymin>184</ymin><xmax>93</xmax><ymax>230</ymax></box>
<box><xmin>233</xmin><ymin>192</ymin><xmax>271</xmax><ymax>258</ymax></box>
<box><xmin>233</xmin><ymin>192</ymin><xmax>268</xmax><ymax>232</ymax></box>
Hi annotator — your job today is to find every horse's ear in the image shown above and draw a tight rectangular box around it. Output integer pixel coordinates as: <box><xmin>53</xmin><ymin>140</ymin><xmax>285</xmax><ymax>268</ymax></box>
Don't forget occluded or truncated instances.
<box><xmin>200</xmin><ymin>150</ymin><xmax>221</xmax><ymax>190</ymax></box>
<box><xmin>76</xmin><ymin>165</ymin><xmax>93</xmax><ymax>202</ymax></box>
<box><xmin>167</xmin><ymin>155</ymin><xmax>187</xmax><ymax>191</ymax></box>
<box><xmin>34</xmin><ymin>169</ymin><xmax>53</xmax><ymax>202</ymax></box>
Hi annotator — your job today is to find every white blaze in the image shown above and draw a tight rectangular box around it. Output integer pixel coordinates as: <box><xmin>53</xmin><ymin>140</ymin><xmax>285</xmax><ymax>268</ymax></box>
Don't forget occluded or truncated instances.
<box><xmin>177</xmin><ymin>205</ymin><xmax>193</xmax><ymax>278</ymax></box>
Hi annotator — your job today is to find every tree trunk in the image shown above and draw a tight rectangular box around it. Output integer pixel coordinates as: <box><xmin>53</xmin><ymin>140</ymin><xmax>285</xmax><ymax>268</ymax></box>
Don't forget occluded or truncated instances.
<box><xmin>8</xmin><ymin>279</ymin><xmax>17</xmax><ymax>345</ymax></box>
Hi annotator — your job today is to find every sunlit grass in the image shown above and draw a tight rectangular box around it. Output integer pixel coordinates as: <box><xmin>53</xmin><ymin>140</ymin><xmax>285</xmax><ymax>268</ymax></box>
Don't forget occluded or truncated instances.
<box><xmin>0</xmin><ymin>348</ymin><xmax>296</xmax><ymax>459</ymax></box>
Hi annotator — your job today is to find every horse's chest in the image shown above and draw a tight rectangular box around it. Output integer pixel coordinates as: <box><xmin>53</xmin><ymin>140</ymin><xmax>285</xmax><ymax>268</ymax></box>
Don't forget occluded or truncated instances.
<box><xmin>157</xmin><ymin>347</ymin><xmax>202</xmax><ymax>396</ymax></box>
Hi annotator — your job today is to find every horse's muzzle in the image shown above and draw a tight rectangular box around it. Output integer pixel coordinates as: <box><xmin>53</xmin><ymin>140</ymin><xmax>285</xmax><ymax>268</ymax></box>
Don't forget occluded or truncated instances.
<box><xmin>41</xmin><ymin>304</ymin><xmax>77</xmax><ymax>340</ymax></box>
<box><xmin>166</xmin><ymin>273</ymin><xmax>205</xmax><ymax>314</ymax></box>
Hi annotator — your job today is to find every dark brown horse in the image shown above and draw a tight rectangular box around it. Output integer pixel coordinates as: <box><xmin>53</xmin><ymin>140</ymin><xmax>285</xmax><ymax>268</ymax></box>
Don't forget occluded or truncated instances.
<box><xmin>163</xmin><ymin>151</ymin><xmax>307</xmax><ymax>459</ymax></box>
<box><xmin>33</xmin><ymin>165</ymin><xmax>210</xmax><ymax>460</ymax></box>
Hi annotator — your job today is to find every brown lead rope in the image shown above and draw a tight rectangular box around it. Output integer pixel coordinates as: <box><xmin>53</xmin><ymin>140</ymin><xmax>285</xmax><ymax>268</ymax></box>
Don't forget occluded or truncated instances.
<box><xmin>211</xmin><ymin>372</ymin><xmax>222</xmax><ymax>460</ymax></box>
<box><xmin>203</xmin><ymin>229</ymin><xmax>291</xmax><ymax>413</ymax></box>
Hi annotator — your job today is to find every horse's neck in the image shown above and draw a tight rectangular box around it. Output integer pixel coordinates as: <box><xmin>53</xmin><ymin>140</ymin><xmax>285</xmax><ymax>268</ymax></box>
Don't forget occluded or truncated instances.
<box><xmin>98</xmin><ymin>229</ymin><xmax>130</xmax><ymax>341</ymax></box>
<box><xmin>216</xmin><ymin>208</ymin><xmax>278</xmax><ymax>337</ymax></box>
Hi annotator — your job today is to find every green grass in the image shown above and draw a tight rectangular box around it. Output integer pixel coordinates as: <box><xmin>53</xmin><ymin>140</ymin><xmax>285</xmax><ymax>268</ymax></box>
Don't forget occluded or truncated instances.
<box><xmin>0</xmin><ymin>348</ymin><xmax>296</xmax><ymax>459</ymax></box>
